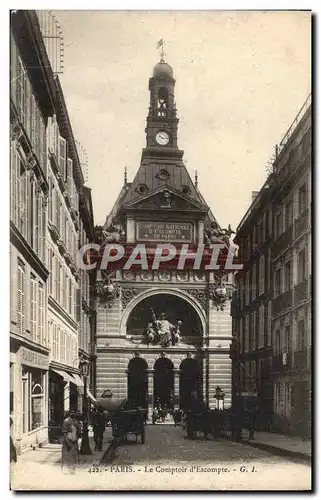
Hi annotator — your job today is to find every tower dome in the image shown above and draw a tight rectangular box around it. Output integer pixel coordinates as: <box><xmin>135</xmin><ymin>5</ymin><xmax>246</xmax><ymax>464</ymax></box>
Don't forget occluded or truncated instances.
<box><xmin>153</xmin><ymin>60</ymin><xmax>174</xmax><ymax>79</ymax></box>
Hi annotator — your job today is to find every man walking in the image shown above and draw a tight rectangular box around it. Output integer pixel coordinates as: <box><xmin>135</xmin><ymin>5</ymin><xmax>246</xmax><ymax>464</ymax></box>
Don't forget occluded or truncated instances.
<box><xmin>92</xmin><ymin>408</ymin><xmax>106</xmax><ymax>451</ymax></box>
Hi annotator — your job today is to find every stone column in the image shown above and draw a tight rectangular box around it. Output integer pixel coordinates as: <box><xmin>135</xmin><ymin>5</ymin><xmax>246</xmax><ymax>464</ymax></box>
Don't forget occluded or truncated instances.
<box><xmin>173</xmin><ymin>369</ymin><xmax>180</xmax><ymax>410</ymax></box>
<box><xmin>147</xmin><ymin>370</ymin><xmax>154</xmax><ymax>419</ymax></box>
<box><xmin>126</xmin><ymin>217</ymin><xmax>135</xmax><ymax>243</ymax></box>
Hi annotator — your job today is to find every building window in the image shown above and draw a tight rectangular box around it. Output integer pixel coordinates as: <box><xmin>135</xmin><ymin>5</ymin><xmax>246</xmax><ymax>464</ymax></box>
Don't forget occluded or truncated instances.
<box><xmin>284</xmin><ymin>260</ymin><xmax>291</xmax><ymax>291</ymax></box>
<box><xmin>275</xmin><ymin>211</ymin><xmax>282</xmax><ymax>238</ymax></box>
<box><xmin>244</xmin><ymin>315</ymin><xmax>249</xmax><ymax>353</ymax></box>
<box><xmin>297</xmin><ymin>320</ymin><xmax>306</xmax><ymax>351</ymax></box>
<box><xmin>298</xmin><ymin>249</ymin><xmax>306</xmax><ymax>283</ymax></box>
<box><xmin>17</xmin><ymin>262</ymin><xmax>25</xmax><ymax>336</ymax></box>
<box><xmin>284</xmin><ymin>325</ymin><xmax>291</xmax><ymax>353</ymax></box>
<box><xmin>30</xmin><ymin>276</ymin><xmax>37</xmax><ymax>342</ymax></box>
<box><xmin>267</xmin><ymin>301</ymin><xmax>272</xmax><ymax>346</ymax></box>
<box><xmin>22</xmin><ymin>369</ymin><xmax>45</xmax><ymax>433</ymax></box>
<box><xmin>252</xmin><ymin>265</ymin><xmax>256</xmax><ymax>301</ymax></box>
<box><xmin>299</xmin><ymin>184</ymin><xmax>307</xmax><ymax>214</ymax></box>
<box><xmin>275</xmin><ymin>268</ymin><xmax>282</xmax><ymax>297</ymax></box>
<box><xmin>38</xmin><ymin>284</ymin><xmax>45</xmax><ymax>345</ymax></box>
<box><xmin>285</xmin><ymin>199</ymin><xmax>293</xmax><ymax>229</ymax></box>
<box><xmin>245</xmin><ymin>272</ymin><xmax>250</xmax><ymax>305</ymax></box>
<box><xmin>275</xmin><ymin>329</ymin><xmax>281</xmax><ymax>355</ymax></box>
<box><xmin>259</xmin><ymin>255</ymin><xmax>265</xmax><ymax>296</ymax></box>
<box><xmin>258</xmin><ymin>304</ymin><xmax>264</xmax><ymax>348</ymax></box>
<box><xmin>59</xmin><ymin>137</ymin><xmax>67</xmax><ymax>179</ymax></box>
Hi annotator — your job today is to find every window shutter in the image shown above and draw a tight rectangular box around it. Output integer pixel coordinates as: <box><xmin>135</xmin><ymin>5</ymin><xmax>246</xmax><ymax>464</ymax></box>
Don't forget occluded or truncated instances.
<box><xmin>59</xmin><ymin>137</ymin><xmax>67</xmax><ymax>178</ymax></box>
<box><xmin>17</xmin><ymin>264</ymin><xmax>25</xmax><ymax>335</ymax></box>
<box><xmin>67</xmin><ymin>158</ymin><xmax>73</xmax><ymax>193</ymax></box>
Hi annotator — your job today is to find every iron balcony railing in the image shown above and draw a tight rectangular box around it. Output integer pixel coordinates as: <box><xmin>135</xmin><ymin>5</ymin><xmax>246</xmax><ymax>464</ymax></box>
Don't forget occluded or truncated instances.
<box><xmin>272</xmin><ymin>289</ymin><xmax>293</xmax><ymax>317</ymax></box>
<box><xmin>272</xmin><ymin>225</ymin><xmax>293</xmax><ymax>259</ymax></box>
<box><xmin>294</xmin><ymin>279</ymin><xmax>310</xmax><ymax>305</ymax></box>
<box><xmin>295</xmin><ymin>208</ymin><xmax>310</xmax><ymax>240</ymax></box>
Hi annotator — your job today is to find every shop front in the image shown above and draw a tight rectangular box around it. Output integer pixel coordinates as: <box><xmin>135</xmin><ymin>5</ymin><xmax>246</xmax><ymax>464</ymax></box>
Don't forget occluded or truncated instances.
<box><xmin>11</xmin><ymin>345</ymin><xmax>50</xmax><ymax>454</ymax></box>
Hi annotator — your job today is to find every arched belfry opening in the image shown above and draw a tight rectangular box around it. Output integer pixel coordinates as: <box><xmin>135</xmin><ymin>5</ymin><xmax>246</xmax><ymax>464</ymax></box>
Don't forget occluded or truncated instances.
<box><xmin>154</xmin><ymin>357</ymin><xmax>174</xmax><ymax>410</ymax></box>
<box><xmin>179</xmin><ymin>358</ymin><xmax>203</xmax><ymax>410</ymax></box>
<box><xmin>127</xmin><ymin>356</ymin><xmax>148</xmax><ymax>408</ymax></box>
<box><xmin>157</xmin><ymin>87</ymin><xmax>169</xmax><ymax>117</ymax></box>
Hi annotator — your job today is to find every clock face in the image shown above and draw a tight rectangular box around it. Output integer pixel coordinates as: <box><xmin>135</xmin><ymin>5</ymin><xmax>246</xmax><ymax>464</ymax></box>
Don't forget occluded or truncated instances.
<box><xmin>156</xmin><ymin>131</ymin><xmax>170</xmax><ymax>145</ymax></box>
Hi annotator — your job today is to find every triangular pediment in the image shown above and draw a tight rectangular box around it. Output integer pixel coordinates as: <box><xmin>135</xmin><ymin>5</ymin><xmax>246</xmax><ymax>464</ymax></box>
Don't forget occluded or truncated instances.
<box><xmin>123</xmin><ymin>185</ymin><xmax>208</xmax><ymax>212</ymax></box>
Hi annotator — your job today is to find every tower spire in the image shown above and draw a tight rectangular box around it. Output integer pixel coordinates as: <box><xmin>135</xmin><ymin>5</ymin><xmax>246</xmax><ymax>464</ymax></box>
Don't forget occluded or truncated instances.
<box><xmin>156</xmin><ymin>38</ymin><xmax>165</xmax><ymax>62</ymax></box>
<box><xmin>124</xmin><ymin>166</ymin><xmax>127</xmax><ymax>185</ymax></box>
<box><xmin>195</xmin><ymin>170</ymin><xmax>198</xmax><ymax>188</ymax></box>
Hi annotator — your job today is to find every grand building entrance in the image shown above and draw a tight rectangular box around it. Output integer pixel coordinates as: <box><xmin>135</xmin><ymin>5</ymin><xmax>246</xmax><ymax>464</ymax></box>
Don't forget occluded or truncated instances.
<box><xmin>154</xmin><ymin>358</ymin><xmax>174</xmax><ymax>410</ymax></box>
<box><xmin>179</xmin><ymin>358</ymin><xmax>203</xmax><ymax>410</ymax></box>
<box><xmin>127</xmin><ymin>357</ymin><xmax>148</xmax><ymax>408</ymax></box>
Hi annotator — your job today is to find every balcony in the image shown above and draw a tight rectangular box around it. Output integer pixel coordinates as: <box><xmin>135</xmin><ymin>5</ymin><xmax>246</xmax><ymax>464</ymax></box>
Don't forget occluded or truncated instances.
<box><xmin>64</xmin><ymin>191</ymin><xmax>72</xmax><ymax>209</ymax></box>
<box><xmin>294</xmin><ymin>279</ymin><xmax>309</xmax><ymax>305</ymax></box>
<box><xmin>295</xmin><ymin>208</ymin><xmax>310</xmax><ymax>240</ymax></box>
<box><xmin>272</xmin><ymin>352</ymin><xmax>292</xmax><ymax>373</ymax></box>
<box><xmin>64</xmin><ymin>251</ymin><xmax>73</xmax><ymax>265</ymax></box>
<box><xmin>48</xmin><ymin>221</ymin><xmax>60</xmax><ymax>243</ymax></box>
<box><xmin>294</xmin><ymin>347</ymin><xmax>311</xmax><ymax>371</ymax></box>
<box><xmin>272</xmin><ymin>225</ymin><xmax>293</xmax><ymax>259</ymax></box>
<box><xmin>272</xmin><ymin>289</ymin><xmax>293</xmax><ymax>316</ymax></box>
<box><xmin>57</xmin><ymin>239</ymin><xmax>67</xmax><ymax>255</ymax></box>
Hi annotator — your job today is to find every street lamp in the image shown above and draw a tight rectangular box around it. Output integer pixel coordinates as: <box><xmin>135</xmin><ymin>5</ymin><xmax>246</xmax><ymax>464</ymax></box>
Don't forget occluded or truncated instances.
<box><xmin>214</xmin><ymin>386</ymin><xmax>225</xmax><ymax>411</ymax></box>
<box><xmin>79</xmin><ymin>357</ymin><xmax>92</xmax><ymax>455</ymax></box>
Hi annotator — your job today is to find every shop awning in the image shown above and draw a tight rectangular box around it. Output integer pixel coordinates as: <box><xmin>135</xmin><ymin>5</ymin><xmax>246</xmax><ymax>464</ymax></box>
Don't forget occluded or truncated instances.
<box><xmin>70</xmin><ymin>373</ymin><xmax>84</xmax><ymax>388</ymax></box>
<box><xmin>50</xmin><ymin>368</ymin><xmax>75</xmax><ymax>384</ymax></box>
<box><xmin>87</xmin><ymin>389</ymin><xmax>97</xmax><ymax>404</ymax></box>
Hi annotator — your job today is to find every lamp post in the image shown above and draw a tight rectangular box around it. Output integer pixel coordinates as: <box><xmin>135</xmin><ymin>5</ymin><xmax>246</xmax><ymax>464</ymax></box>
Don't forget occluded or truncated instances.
<box><xmin>79</xmin><ymin>357</ymin><xmax>92</xmax><ymax>455</ymax></box>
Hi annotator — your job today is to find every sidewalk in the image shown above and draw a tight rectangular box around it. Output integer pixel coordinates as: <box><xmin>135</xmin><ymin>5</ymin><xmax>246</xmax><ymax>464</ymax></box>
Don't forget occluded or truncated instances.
<box><xmin>16</xmin><ymin>428</ymin><xmax>114</xmax><ymax>467</ymax></box>
<box><xmin>241</xmin><ymin>430</ymin><xmax>311</xmax><ymax>462</ymax></box>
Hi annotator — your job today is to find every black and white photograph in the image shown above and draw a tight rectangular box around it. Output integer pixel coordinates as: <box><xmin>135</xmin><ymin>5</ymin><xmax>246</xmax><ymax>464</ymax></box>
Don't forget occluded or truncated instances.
<box><xmin>8</xmin><ymin>8</ymin><xmax>311</xmax><ymax>491</ymax></box>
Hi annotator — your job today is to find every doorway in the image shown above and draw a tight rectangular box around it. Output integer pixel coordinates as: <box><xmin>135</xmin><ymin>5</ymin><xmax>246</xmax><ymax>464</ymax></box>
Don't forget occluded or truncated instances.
<box><xmin>154</xmin><ymin>357</ymin><xmax>174</xmax><ymax>410</ymax></box>
<box><xmin>179</xmin><ymin>358</ymin><xmax>202</xmax><ymax>410</ymax></box>
<box><xmin>127</xmin><ymin>357</ymin><xmax>148</xmax><ymax>408</ymax></box>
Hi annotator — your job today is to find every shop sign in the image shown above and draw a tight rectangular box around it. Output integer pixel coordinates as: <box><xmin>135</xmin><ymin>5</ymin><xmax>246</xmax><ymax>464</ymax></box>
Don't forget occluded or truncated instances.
<box><xmin>19</xmin><ymin>347</ymin><xmax>49</xmax><ymax>370</ymax></box>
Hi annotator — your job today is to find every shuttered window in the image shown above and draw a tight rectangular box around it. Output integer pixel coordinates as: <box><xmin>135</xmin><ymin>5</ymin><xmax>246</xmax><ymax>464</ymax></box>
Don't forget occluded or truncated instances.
<box><xmin>67</xmin><ymin>158</ymin><xmax>73</xmax><ymax>194</ymax></box>
<box><xmin>267</xmin><ymin>301</ymin><xmax>272</xmax><ymax>346</ymax></box>
<box><xmin>17</xmin><ymin>263</ymin><xmax>25</xmax><ymax>336</ymax></box>
<box><xmin>38</xmin><ymin>284</ymin><xmax>44</xmax><ymax>345</ymax></box>
<box><xmin>30</xmin><ymin>276</ymin><xmax>37</xmax><ymax>342</ymax></box>
<box><xmin>258</xmin><ymin>305</ymin><xmax>264</xmax><ymax>348</ymax></box>
<box><xmin>259</xmin><ymin>255</ymin><xmax>265</xmax><ymax>296</ymax></box>
<box><xmin>59</xmin><ymin>137</ymin><xmax>67</xmax><ymax>179</ymax></box>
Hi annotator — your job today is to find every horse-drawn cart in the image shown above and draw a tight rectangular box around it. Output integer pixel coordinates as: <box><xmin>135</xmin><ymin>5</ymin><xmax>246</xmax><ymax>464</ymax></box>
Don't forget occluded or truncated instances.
<box><xmin>96</xmin><ymin>398</ymin><xmax>146</xmax><ymax>445</ymax></box>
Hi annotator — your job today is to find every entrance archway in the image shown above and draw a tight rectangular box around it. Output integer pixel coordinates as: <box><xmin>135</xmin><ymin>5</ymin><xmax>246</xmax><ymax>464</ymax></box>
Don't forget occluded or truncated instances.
<box><xmin>179</xmin><ymin>358</ymin><xmax>203</xmax><ymax>410</ymax></box>
<box><xmin>154</xmin><ymin>358</ymin><xmax>174</xmax><ymax>410</ymax></box>
<box><xmin>127</xmin><ymin>357</ymin><xmax>148</xmax><ymax>408</ymax></box>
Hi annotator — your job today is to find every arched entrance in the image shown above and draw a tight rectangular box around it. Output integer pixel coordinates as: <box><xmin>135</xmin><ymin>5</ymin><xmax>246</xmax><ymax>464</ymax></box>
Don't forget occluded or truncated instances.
<box><xmin>179</xmin><ymin>358</ymin><xmax>203</xmax><ymax>410</ymax></box>
<box><xmin>154</xmin><ymin>357</ymin><xmax>174</xmax><ymax>410</ymax></box>
<box><xmin>126</xmin><ymin>293</ymin><xmax>203</xmax><ymax>344</ymax></box>
<box><xmin>127</xmin><ymin>357</ymin><xmax>148</xmax><ymax>408</ymax></box>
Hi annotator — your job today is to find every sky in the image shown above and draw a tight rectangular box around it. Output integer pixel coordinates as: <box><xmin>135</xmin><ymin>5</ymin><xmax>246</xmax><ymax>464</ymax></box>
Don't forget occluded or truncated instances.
<box><xmin>54</xmin><ymin>10</ymin><xmax>311</xmax><ymax>230</ymax></box>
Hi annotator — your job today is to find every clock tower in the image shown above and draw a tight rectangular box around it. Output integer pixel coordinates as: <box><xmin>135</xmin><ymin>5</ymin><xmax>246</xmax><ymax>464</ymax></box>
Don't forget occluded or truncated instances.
<box><xmin>143</xmin><ymin>59</ymin><xmax>183</xmax><ymax>160</ymax></box>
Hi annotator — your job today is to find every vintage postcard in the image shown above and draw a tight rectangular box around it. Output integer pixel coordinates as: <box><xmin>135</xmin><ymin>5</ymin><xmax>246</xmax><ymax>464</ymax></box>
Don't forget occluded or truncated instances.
<box><xmin>9</xmin><ymin>9</ymin><xmax>311</xmax><ymax>491</ymax></box>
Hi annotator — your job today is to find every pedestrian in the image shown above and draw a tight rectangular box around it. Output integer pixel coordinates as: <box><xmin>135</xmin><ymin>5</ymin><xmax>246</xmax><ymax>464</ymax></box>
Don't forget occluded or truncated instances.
<box><xmin>152</xmin><ymin>407</ymin><xmax>158</xmax><ymax>425</ymax></box>
<box><xmin>10</xmin><ymin>417</ymin><xmax>17</xmax><ymax>464</ymax></box>
<box><xmin>92</xmin><ymin>408</ymin><xmax>106</xmax><ymax>451</ymax></box>
<box><xmin>61</xmin><ymin>409</ymin><xmax>80</xmax><ymax>474</ymax></box>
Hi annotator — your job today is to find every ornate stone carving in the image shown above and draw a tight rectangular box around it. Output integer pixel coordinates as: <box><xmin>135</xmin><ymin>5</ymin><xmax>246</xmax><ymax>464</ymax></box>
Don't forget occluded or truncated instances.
<box><xmin>140</xmin><ymin>270</ymin><xmax>153</xmax><ymax>281</ymax></box>
<box><xmin>161</xmin><ymin>189</ymin><xmax>174</xmax><ymax>208</ymax></box>
<box><xmin>176</xmin><ymin>270</ymin><xmax>189</xmax><ymax>282</ymax></box>
<box><xmin>123</xmin><ymin>270</ymin><xmax>136</xmax><ymax>281</ymax></box>
<box><xmin>121</xmin><ymin>288</ymin><xmax>141</xmax><ymax>309</ymax></box>
<box><xmin>194</xmin><ymin>271</ymin><xmax>206</xmax><ymax>282</ymax></box>
<box><xmin>186</xmin><ymin>289</ymin><xmax>207</xmax><ymax>310</ymax></box>
<box><xmin>156</xmin><ymin>269</ymin><xmax>172</xmax><ymax>281</ymax></box>
<box><xmin>156</xmin><ymin>169</ymin><xmax>170</xmax><ymax>181</ymax></box>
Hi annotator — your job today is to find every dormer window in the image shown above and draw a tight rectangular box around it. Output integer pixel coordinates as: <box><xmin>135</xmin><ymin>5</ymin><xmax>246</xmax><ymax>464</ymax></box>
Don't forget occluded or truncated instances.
<box><xmin>135</xmin><ymin>183</ymin><xmax>148</xmax><ymax>196</ymax></box>
<box><xmin>181</xmin><ymin>185</ymin><xmax>191</xmax><ymax>196</ymax></box>
<box><xmin>156</xmin><ymin>169</ymin><xmax>170</xmax><ymax>181</ymax></box>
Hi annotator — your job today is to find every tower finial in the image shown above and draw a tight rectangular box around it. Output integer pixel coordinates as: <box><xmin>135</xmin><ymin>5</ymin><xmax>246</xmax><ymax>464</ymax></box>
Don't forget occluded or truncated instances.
<box><xmin>124</xmin><ymin>166</ymin><xmax>127</xmax><ymax>184</ymax></box>
<box><xmin>195</xmin><ymin>169</ymin><xmax>198</xmax><ymax>188</ymax></box>
<box><xmin>156</xmin><ymin>38</ymin><xmax>165</xmax><ymax>62</ymax></box>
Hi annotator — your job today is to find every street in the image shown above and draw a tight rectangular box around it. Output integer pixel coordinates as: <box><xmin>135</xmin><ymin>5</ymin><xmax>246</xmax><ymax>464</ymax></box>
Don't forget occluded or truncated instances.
<box><xmin>11</xmin><ymin>424</ymin><xmax>311</xmax><ymax>491</ymax></box>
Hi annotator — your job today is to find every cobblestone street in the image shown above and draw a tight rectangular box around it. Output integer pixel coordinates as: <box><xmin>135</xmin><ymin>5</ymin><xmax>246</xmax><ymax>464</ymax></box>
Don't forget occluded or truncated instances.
<box><xmin>11</xmin><ymin>424</ymin><xmax>311</xmax><ymax>491</ymax></box>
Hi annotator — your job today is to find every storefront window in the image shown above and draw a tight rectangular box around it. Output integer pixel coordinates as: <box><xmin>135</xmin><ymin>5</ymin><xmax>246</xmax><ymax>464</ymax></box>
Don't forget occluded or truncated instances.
<box><xmin>22</xmin><ymin>368</ymin><xmax>45</xmax><ymax>433</ymax></box>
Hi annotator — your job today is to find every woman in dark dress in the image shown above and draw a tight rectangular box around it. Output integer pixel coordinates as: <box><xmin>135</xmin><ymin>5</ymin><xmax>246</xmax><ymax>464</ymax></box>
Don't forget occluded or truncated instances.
<box><xmin>61</xmin><ymin>410</ymin><xmax>80</xmax><ymax>473</ymax></box>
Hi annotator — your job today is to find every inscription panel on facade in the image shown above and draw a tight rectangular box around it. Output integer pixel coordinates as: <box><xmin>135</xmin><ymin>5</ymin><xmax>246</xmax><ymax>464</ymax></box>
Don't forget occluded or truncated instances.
<box><xmin>137</xmin><ymin>221</ymin><xmax>193</xmax><ymax>242</ymax></box>
<box><xmin>19</xmin><ymin>347</ymin><xmax>49</xmax><ymax>370</ymax></box>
